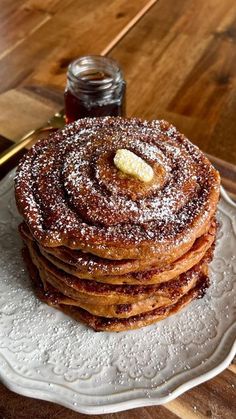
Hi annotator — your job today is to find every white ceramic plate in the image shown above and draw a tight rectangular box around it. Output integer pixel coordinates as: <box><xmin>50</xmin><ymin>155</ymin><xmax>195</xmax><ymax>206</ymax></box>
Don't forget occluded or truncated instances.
<box><xmin>0</xmin><ymin>169</ymin><xmax>235</xmax><ymax>415</ymax></box>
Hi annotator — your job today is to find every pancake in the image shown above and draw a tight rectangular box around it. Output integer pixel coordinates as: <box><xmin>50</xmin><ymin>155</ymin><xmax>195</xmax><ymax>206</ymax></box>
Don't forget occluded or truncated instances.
<box><xmin>23</xmin><ymin>230</ymin><xmax>213</xmax><ymax>306</ymax></box>
<box><xmin>39</xmin><ymin>260</ymin><xmax>208</xmax><ymax>317</ymax></box>
<box><xmin>39</xmin><ymin>222</ymin><xmax>215</xmax><ymax>284</ymax></box>
<box><xmin>19</xmin><ymin>220</ymin><xmax>216</xmax><ymax>285</ymax></box>
<box><xmin>23</xmin><ymin>245</ymin><xmax>210</xmax><ymax>331</ymax></box>
<box><xmin>15</xmin><ymin>118</ymin><xmax>220</xmax><ymax>263</ymax></box>
<box><xmin>15</xmin><ymin>117</ymin><xmax>220</xmax><ymax>331</ymax></box>
<box><xmin>61</xmin><ymin>278</ymin><xmax>209</xmax><ymax>332</ymax></box>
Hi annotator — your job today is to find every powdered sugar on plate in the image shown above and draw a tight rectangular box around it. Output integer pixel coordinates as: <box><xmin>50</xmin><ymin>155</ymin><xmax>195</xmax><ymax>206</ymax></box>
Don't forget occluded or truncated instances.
<box><xmin>0</xmin><ymin>171</ymin><xmax>235</xmax><ymax>413</ymax></box>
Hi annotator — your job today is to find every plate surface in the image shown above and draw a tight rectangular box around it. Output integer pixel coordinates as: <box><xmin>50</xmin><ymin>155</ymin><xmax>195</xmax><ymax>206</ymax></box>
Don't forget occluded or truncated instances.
<box><xmin>0</xmin><ymin>170</ymin><xmax>236</xmax><ymax>415</ymax></box>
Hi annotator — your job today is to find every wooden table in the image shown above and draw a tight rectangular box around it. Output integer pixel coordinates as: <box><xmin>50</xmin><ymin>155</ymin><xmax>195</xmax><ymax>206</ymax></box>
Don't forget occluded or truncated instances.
<box><xmin>0</xmin><ymin>1</ymin><xmax>236</xmax><ymax>418</ymax></box>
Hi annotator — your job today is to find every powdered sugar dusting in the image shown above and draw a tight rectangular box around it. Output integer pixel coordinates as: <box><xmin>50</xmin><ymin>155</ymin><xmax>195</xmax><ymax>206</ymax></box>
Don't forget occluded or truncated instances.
<box><xmin>0</xmin><ymin>175</ymin><xmax>235</xmax><ymax>412</ymax></box>
<box><xmin>14</xmin><ymin>117</ymin><xmax>220</xmax><ymax>253</ymax></box>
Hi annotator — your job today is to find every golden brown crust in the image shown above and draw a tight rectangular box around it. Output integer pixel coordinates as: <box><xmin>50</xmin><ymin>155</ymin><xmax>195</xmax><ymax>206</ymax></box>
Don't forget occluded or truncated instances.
<box><xmin>39</xmin><ymin>223</ymin><xmax>216</xmax><ymax>284</ymax></box>
<box><xmin>22</xmin><ymin>245</ymin><xmax>210</xmax><ymax>331</ymax></box>
<box><xmin>60</xmin><ymin>282</ymin><xmax>208</xmax><ymax>332</ymax></box>
<box><xmin>15</xmin><ymin>117</ymin><xmax>220</xmax><ymax>331</ymax></box>
<box><xmin>19</xmin><ymin>221</ymin><xmax>216</xmax><ymax>285</ymax></box>
<box><xmin>15</xmin><ymin>117</ymin><xmax>220</xmax><ymax>263</ymax></box>
<box><xmin>22</xmin><ymin>230</ymin><xmax>213</xmax><ymax>306</ymax></box>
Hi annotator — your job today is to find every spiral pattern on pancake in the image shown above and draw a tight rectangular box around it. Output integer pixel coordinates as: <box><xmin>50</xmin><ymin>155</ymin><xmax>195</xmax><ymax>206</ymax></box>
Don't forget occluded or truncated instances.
<box><xmin>15</xmin><ymin>117</ymin><xmax>220</xmax><ymax>260</ymax></box>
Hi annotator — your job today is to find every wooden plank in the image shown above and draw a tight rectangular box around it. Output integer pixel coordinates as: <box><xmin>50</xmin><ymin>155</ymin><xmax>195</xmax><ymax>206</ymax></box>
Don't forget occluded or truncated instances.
<box><xmin>0</xmin><ymin>369</ymin><xmax>235</xmax><ymax>418</ymax></box>
<box><xmin>0</xmin><ymin>382</ymin><xmax>178</xmax><ymax>419</ymax></box>
<box><xmin>1</xmin><ymin>86</ymin><xmax>236</xmax><ymax>198</ymax></box>
<box><xmin>0</xmin><ymin>135</ymin><xmax>11</xmax><ymax>153</ymax></box>
<box><xmin>0</xmin><ymin>0</ymin><xmax>148</xmax><ymax>93</ymax></box>
<box><xmin>166</xmin><ymin>369</ymin><xmax>236</xmax><ymax>419</ymax></box>
<box><xmin>228</xmin><ymin>363</ymin><xmax>236</xmax><ymax>374</ymax></box>
<box><xmin>101</xmin><ymin>0</ymin><xmax>157</xmax><ymax>56</ymax></box>
<box><xmin>0</xmin><ymin>86</ymin><xmax>63</xmax><ymax>141</ymax></box>
<box><xmin>0</xmin><ymin>1</ymin><xmax>53</xmax><ymax>59</ymax></box>
<box><xmin>110</xmin><ymin>0</ymin><xmax>236</xmax><ymax>165</ymax></box>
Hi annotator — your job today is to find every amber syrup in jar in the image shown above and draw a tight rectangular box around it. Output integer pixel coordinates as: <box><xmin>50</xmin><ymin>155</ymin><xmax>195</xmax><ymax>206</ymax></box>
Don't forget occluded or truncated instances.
<box><xmin>64</xmin><ymin>56</ymin><xmax>126</xmax><ymax>123</ymax></box>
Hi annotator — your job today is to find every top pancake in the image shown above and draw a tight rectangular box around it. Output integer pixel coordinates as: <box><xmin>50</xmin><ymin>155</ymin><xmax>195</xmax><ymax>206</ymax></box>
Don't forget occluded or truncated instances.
<box><xmin>15</xmin><ymin>117</ymin><xmax>220</xmax><ymax>262</ymax></box>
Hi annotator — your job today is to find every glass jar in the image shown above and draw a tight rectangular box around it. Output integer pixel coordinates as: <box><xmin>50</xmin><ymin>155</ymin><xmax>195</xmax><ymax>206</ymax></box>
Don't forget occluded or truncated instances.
<box><xmin>64</xmin><ymin>55</ymin><xmax>126</xmax><ymax>123</ymax></box>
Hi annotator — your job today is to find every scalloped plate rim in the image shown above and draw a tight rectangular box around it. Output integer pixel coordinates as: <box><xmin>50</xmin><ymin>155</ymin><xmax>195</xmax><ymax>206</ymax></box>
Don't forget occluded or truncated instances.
<box><xmin>0</xmin><ymin>322</ymin><xmax>235</xmax><ymax>415</ymax></box>
<box><xmin>0</xmin><ymin>170</ymin><xmax>235</xmax><ymax>415</ymax></box>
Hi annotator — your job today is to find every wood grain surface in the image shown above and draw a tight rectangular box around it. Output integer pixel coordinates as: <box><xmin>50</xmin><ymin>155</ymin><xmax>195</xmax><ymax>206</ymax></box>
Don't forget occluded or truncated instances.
<box><xmin>110</xmin><ymin>0</ymin><xmax>236</xmax><ymax>165</ymax></box>
<box><xmin>0</xmin><ymin>0</ymin><xmax>236</xmax><ymax>418</ymax></box>
<box><xmin>0</xmin><ymin>0</ymin><xmax>147</xmax><ymax>93</ymax></box>
<box><xmin>1</xmin><ymin>86</ymin><xmax>236</xmax><ymax>200</ymax></box>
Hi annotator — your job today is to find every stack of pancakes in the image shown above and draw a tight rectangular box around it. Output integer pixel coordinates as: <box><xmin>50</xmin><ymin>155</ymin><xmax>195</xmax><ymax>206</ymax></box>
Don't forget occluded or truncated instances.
<box><xmin>15</xmin><ymin>117</ymin><xmax>220</xmax><ymax>332</ymax></box>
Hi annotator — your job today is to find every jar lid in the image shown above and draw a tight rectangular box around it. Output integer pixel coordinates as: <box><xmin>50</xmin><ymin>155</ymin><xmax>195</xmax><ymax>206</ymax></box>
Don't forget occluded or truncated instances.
<box><xmin>67</xmin><ymin>55</ymin><xmax>124</xmax><ymax>93</ymax></box>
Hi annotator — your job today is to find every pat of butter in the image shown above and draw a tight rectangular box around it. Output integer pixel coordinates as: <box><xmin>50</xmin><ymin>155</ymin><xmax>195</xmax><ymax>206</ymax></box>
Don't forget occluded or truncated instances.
<box><xmin>114</xmin><ymin>149</ymin><xmax>154</xmax><ymax>182</ymax></box>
